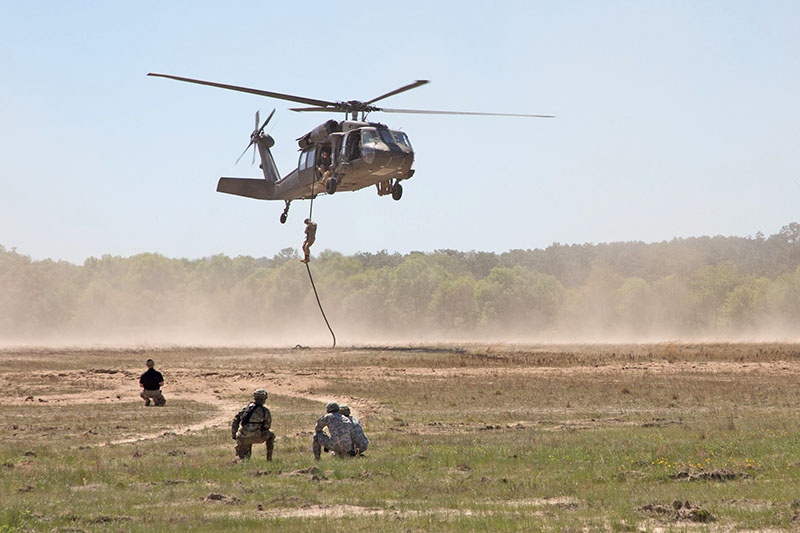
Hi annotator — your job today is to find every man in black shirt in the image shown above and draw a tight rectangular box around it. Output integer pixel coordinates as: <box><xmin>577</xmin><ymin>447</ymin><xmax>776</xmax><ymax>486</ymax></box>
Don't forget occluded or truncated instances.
<box><xmin>139</xmin><ymin>359</ymin><xmax>166</xmax><ymax>406</ymax></box>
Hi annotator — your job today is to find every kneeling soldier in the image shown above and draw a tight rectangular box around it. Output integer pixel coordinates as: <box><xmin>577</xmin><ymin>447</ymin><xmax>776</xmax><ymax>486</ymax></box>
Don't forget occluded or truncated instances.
<box><xmin>312</xmin><ymin>402</ymin><xmax>353</xmax><ymax>460</ymax></box>
<box><xmin>231</xmin><ymin>389</ymin><xmax>275</xmax><ymax>461</ymax></box>
<box><xmin>340</xmin><ymin>404</ymin><xmax>369</xmax><ymax>456</ymax></box>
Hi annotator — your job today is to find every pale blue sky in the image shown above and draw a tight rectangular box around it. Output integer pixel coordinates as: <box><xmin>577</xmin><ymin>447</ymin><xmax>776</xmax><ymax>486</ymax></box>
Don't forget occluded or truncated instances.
<box><xmin>1</xmin><ymin>1</ymin><xmax>798</xmax><ymax>263</ymax></box>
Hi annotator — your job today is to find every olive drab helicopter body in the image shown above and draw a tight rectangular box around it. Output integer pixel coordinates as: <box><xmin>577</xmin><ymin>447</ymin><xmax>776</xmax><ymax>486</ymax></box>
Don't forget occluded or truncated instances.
<box><xmin>148</xmin><ymin>73</ymin><xmax>553</xmax><ymax>224</ymax></box>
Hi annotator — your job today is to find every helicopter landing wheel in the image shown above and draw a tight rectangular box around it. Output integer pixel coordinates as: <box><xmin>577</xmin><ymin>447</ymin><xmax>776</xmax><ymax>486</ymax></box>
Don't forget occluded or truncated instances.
<box><xmin>325</xmin><ymin>177</ymin><xmax>338</xmax><ymax>195</ymax></box>
<box><xmin>280</xmin><ymin>201</ymin><xmax>290</xmax><ymax>224</ymax></box>
<box><xmin>391</xmin><ymin>182</ymin><xmax>403</xmax><ymax>201</ymax></box>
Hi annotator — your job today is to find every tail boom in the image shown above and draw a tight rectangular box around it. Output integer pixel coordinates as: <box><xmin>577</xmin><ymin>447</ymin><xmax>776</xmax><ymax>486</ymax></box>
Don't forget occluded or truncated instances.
<box><xmin>217</xmin><ymin>178</ymin><xmax>275</xmax><ymax>200</ymax></box>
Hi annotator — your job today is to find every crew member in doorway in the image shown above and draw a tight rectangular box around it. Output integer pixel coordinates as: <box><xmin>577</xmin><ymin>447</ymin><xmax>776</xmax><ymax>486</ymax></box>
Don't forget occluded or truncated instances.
<box><xmin>318</xmin><ymin>148</ymin><xmax>332</xmax><ymax>184</ymax></box>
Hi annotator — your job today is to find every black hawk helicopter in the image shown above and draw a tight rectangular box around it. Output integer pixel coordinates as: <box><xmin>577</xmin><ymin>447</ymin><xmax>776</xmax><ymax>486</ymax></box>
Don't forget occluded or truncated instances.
<box><xmin>148</xmin><ymin>73</ymin><xmax>553</xmax><ymax>224</ymax></box>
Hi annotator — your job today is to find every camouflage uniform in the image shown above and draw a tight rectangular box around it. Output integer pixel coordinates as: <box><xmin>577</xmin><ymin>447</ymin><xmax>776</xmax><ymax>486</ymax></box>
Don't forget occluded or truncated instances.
<box><xmin>301</xmin><ymin>219</ymin><xmax>317</xmax><ymax>263</ymax></box>
<box><xmin>231</xmin><ymin>389</ymin><xmax>274</xmax><ymax>461</ymax></box>
<box><xmin>313</xmin><ymin>402</ymin><xmax>353</xmax><ymax>460</ymax></box>
<box><xmin>340</xmin><ymin>404</ymin><xmax>369</xmax><ymax>455</ymax></box>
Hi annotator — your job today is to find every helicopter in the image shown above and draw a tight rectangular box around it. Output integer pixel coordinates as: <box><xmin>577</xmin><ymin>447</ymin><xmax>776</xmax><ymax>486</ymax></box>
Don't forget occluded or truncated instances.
<box><xmin>148</xmin><ymin>73</ymin><xmax>553</xmax><ymax>224</ymax></box>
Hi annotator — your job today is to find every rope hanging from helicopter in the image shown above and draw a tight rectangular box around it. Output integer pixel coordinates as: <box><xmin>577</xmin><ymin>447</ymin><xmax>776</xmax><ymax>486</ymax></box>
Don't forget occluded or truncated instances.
<box><xmin>145</xmin><ymin>73</ymin><xmax>555</xmax><ymax>351</ymax></box>
<box><xmin>303</xmin><ymin>178</ymin><xmax>336</xmax><ymax>348</ymax></box>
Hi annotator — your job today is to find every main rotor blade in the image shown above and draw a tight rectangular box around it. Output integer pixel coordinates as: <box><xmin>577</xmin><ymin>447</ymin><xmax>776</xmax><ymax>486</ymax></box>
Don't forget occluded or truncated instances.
<box><xmin>365</xmin><ymin>80</ymin><xmax>429</xmax><ymax>106</ymax></box>
<box><xmin>147</xmin><ymin>73</ymin><xmax>334</xmax><ymax>108</ymax></box>
<box><xmin>380</xmin><ymin>107</ymin><xmax>555</xmax><ymax>118</ymax></box>
<box><xmin>289</xmin><ymin>106</ymin><xmax>337</xmax><ymax>113</ymax></box>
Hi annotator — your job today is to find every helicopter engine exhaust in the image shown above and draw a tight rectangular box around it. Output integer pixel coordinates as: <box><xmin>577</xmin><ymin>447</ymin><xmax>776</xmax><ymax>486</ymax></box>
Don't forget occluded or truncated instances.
<box><xmin>298</xmin><ymin>120</ymin><xmax>340</xmax><ymax>149</ymax></box>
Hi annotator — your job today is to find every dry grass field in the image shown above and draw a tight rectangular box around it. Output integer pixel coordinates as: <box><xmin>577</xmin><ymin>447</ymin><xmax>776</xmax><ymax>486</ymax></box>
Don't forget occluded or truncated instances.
<box><xmin>2</xmin><ymin>343</ymin><xmax>800</xmax><ymax>531</ymax></box>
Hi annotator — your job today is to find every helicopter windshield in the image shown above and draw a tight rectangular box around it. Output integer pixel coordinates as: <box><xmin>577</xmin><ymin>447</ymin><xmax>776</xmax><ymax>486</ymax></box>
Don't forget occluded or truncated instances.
<box><xmin>377</xmin><ymin>128</ymin><xmax>412</xmax><ymax>150</ymax></box>
<box><xmin>391</xmin><ymin>130</ymin><xmax>412</xmax><ymax>150</ymax></box>
<box><xmin>361</xmin><ymin>128</ymin><xmax>379</xmax><ymax>145</ymax></box>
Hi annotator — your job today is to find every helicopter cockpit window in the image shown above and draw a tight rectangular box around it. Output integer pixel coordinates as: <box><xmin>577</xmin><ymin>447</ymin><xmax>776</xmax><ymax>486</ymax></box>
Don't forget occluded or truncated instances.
<box><xmin>378</xmin><ymin>128</ymin><xmax>411</xmax><ymax>149</ymax></box>
<box><xmin>392</xmin><ymin>131</ymin><xmax>412</xmax><ymax>150</ymax></box>
<box><xmin>377</xmin><ymin>128</ymin><xmax>395</xmax><ymax>146</ymax></box>
<box><xmin>360</xmin><ymin>128</ymin><xmax>378</xmax><ymax>146</ymax></box>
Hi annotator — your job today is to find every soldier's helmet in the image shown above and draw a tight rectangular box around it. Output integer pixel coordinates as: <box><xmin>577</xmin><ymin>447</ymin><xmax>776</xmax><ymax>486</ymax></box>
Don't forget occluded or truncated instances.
<box><xmin>326</xmin><ymin>402</ymin><xmax>340</xmax><ymax>413</ymax></box>
<box><xmin>339</xmin><ymin>404</ymin><xmax>351</xmax><ymax>416</ymax></box>
<box><xmin>253</xmin><ymin>389</ymin><xmax>268</xmax><ymax>403</ymax></box>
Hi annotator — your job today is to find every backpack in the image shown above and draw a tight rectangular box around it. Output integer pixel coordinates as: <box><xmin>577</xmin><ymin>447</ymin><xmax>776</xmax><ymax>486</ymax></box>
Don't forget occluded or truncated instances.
<box><xmin>241</xmin><ymin>403</ymin><xmax>260</xmax><ymax>425</ymax></box>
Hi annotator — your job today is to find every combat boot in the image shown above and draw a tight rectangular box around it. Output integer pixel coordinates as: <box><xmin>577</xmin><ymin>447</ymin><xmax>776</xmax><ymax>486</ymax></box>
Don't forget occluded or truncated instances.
<box><xmin>235</xmin><ymin>444</ymin><xmax>251</xmax><ymax>460</ymax></box>
<box><xmin>312</xmin><ymin>440</ymin><xmax>321</xmax><ymax>461</ymax></box>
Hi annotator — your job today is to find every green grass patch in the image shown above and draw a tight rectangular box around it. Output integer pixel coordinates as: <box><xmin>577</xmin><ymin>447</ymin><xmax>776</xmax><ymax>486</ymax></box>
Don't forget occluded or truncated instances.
<box><xmin>2</xmin><ymin>344</ymin><xmax>800</xmax><ymax>531</ymax></box>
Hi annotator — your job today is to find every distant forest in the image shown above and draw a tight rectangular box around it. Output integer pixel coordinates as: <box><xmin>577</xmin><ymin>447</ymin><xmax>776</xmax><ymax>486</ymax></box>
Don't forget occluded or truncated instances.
<box><xmin>2</xmin><ymin>223</ymin><xmax>800</xmax><ymax>344</ymax></box>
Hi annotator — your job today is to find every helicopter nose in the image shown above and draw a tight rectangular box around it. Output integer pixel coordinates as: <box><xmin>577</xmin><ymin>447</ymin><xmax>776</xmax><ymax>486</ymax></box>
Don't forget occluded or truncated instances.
<box><xmin>370</xmin><ymin>145</ymin><xmax>414</xmax><ymax>174</ymax></box>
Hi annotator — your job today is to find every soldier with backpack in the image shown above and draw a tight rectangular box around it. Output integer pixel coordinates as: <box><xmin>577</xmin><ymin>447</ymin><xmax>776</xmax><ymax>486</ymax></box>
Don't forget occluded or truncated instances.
<box><xmin>312</xmin><ymin>402</ymin><xmax>353</xmax><ymax>460</ymax></box>
<box><xmin>231</xmin><ymin>389</ymin><xmax>274</xmax><ymax>461</ymax></box>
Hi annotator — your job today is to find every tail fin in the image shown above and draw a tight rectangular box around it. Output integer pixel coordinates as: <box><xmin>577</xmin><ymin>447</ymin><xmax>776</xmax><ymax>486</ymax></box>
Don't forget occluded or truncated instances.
<box><xmin>237</xmin><ymin>110</ymin><xmax>280</xmax><ymax>184</ymax></box>
<box><xmin>217</xmin><ymin>177</ymin><xmax>273</xmax><ymax>200</ymax></box>
<box><xmin>256</xmin><ymin>139</ymin><xmax>280</xmax><ymax>184</ymax></box>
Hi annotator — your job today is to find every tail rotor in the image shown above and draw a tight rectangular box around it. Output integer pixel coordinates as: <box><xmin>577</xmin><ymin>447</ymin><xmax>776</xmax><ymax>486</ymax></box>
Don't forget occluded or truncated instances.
<box><xmin>235</xmin><ymin>109</ymin><xmax>276</xmax><ymax>165</ymax></box>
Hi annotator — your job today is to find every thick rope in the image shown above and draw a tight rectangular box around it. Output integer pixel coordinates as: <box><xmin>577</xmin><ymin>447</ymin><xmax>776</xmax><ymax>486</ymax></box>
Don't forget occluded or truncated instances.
<box><xmin>305</xmin><ymin>261</ymin><xmax>336</xmax><ymax>348</ymax></box>
<box><xmin>304</xmin><ymin>174</ymin><xmax>336</xmax><ymax>348</ymax></box>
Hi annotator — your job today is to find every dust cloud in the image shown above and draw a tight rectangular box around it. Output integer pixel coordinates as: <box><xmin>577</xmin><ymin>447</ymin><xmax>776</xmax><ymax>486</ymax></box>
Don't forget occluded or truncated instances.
<box><xmin>4</xmin><ymin>226</ymin><xmax>800</xmax><ymax>348</ymax></box>
<box><xmin>2</xmin><ymin>302</ymin><xmax>797</xmax><ymax>350</ymax></box>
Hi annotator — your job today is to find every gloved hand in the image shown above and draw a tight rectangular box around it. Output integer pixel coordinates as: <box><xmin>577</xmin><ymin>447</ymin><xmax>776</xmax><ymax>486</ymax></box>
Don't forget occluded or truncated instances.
<box><xmin>232</xmin><ymin>433</ymin><xmax>237</xmax><ymax>440</ymax></box>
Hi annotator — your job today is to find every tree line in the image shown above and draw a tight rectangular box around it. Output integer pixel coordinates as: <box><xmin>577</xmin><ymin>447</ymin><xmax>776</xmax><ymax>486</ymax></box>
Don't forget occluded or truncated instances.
<box><xmin>2</xmin><ymin>223</ymin><xmax>800</xmax><ymax>344</ymax></box>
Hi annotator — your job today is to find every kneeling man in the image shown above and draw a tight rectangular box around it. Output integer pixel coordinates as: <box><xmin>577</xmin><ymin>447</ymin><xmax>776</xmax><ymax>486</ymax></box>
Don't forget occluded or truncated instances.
<box><xmin>231</xmin><ymin>389</ymin><xmax>275</xmax><ymax>461</ymax></box>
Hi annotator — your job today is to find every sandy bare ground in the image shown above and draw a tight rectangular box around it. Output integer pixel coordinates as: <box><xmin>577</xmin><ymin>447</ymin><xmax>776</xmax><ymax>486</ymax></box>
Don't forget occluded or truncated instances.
<box><xmin>5</xmin><ymin>348</ymin><xmax>800</xmax><ymax>447</ymax></box>
<box><xmin>5</xmin><ymin>344</ymin><xmax>800</xmax><ymax>524</ymax></box>
<box><xmin>0</xmin><ymin>357</ymin><xmax>383</xmax><ymax>446</ymax></box>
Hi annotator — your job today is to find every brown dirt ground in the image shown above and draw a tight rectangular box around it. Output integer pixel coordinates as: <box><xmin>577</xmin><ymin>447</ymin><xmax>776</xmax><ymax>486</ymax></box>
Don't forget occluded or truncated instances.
<box><xmin>4</xmin><ymin>344</ymin><xmax>800</xmax><ymax>522</ymax></box>
<box><xmin>4</xmin><ymin>349</ymin><xmax>800</xmax><ymax>446</ymax></box>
